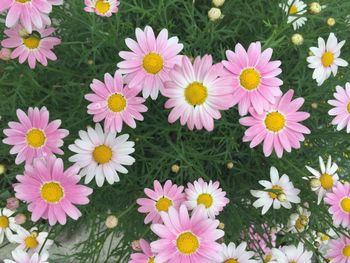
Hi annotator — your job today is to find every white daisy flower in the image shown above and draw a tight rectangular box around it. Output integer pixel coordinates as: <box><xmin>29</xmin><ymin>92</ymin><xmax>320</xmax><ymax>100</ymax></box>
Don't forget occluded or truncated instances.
<box><xmin>279</xmin><ymin>0</ymin><xmax>307</xmax><ymax>30</ymax></box>
<box><xmin>4</xmin><ymin>248</ymin><xmax>49</xmax><ymax>263</ymax></box>
<box><xmin>12</xmin><ymin>227</ymin><xmax>53</xmax><ymax>253</ymax></box>
<box><xmin>68</xmin><ymin>123</ymin><xmax>135</xmax><ymax>187</ymax></box>
<box><xmin>250</xmin><ymin>167</ymin><xmax>301</xmax><ymax>215</ymax></box>
<box><xmin>315</xmin><ymin>228</ymin><xmax>337</xmax><ymax>255</ymax></box>
<box><xmin>184</xmin><ymin>178</ymin><xmax>229</xmax><ymax>219</ymax></box>
<box><xmin>304</xmin><ymin>156</ymin><xmax>339</xmax><ymax>204</ymax></box>
<box><xmin>0</xmin><ymin>208</ymin><xmax>21</xmax><ymax>244</ymax></box>
<box><xmin>307</xmin><ymin>33</ymin><xmax>348</xmax><ymax>86</ymax></box>
<box><xmin>219</xmin><ymin>242</ymin><xmax>258</xmax><ymax>263</ymax></box>
<box><xmin>286</xmin><ymin>204</ymin><xmax>311</xmax><ymax>233</ymax></box>
<box><xmin>271</xmin><ymin>242</ymin><xmax>313</xmax><ymax>263</ymax></box>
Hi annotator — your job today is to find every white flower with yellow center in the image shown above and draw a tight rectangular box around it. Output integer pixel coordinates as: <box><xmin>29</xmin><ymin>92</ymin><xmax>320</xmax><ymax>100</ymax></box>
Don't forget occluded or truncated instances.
<box><xmin>304</xmin><ymin>156</ymin><xmax>339</xmax><ymax>204</ymax></box>
<box><xmin>68</xmin><ymin>123</ymin><xmax>135</xmax><ymax>187</ymax></box>
<box><xmin>219</xmin><ymin>242</ymin><xmax>258</xmax><ymax>263</ymax></box>
<box><xmin>272</xmin><ymin>243</ymin><xmax>313</xmax><ymax>263</ymax></box>
<box><xmin>12</xmin><ymin>227</ymin><xmax>53</xmax><ymax>253</ymax></box>
<box><xmin>279</xmin><ymin>0</ymin><xmax>307</xmax><ymax>30</ymax></box>
<box><xmin>286</xmin><ymin>205</ymin><xmax>311</xmax><ymax>233</ymax></box>
<box><xmin>250</xmin><ymin>167</ymin><xmax>301</xmax><ymax>215</ymax></box>
<box><xmin>0</xmin><ymin>208</ymin><xmax>20</xmax><ymax>244</ymax></box>
<box><xmin>185</xmin><ymin>178</ymin><xmax>229</xmax><ymax>219</ymax></box>
<box><xmin>307</xmin><ymin>33</ymin><xmax>348</xmax><ymax>86</ymax></box>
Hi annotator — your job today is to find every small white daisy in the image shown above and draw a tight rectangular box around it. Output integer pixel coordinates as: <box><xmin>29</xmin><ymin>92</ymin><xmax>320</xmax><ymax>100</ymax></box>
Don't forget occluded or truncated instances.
<box><xmin>286</xmin><ymin>204</ymin><xmax>311</xmax><ymax>233</ymax></box>
<box><xmin>219</xmin><ymin>242</ymin><xmax>258</xmax><ymax>263</ymax></box>
<box><xmin>250</xmin><ymin>167</ymin><xmax>301</xmax><ymax>215</ymax></box>
<box><xmin>12</xmin><ymin>227</ymin><xmax>53</xmax><ymax>253</ymax></box>
<box><xmin>272</xmin><ymin>242</ymin><xmax>313</xmax><ymax>263</ymax></box>
<box><xmin>315</xmin><ymin>228</ymin><xmax>337</xmax><ymax>255</ymax></box>
<box><xmin>279</xmin><ymin>0</ymin><xmax>307</xmax><ymax>30</ymax></box>
<box><xmin>184</xmin><ymin>178</ymin><xmax>229</xmax><ymax>218</ymax></box>
<box><xmin>304</xmin><ymin>156</ymin><xmax>339</xmax><ymax>204</ymax></box>
<box><xmin>307</xmin><ymin>33</ymin><xmax>348</xmax><ymax>86</ymax></box>
<box><xmin>0</xmin><ymin>208</ymin><xmax>21</xmax><ymax>244</ymax></box>
<box><xmin>4</xmin><ymin>248</ymin><xmax>49</xmax><ymax>263</ymax></box>
<box><xmin>68</xmin><ymin>123</ymin><xmax>135</xmax><ymax>187</ymax></box>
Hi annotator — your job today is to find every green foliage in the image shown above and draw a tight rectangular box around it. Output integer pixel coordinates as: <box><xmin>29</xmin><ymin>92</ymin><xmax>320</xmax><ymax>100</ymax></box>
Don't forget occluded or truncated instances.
<box><xmin>1</xmin><ymin>0</ymin><xmax>350</xmax><ymax>262</ymax></box>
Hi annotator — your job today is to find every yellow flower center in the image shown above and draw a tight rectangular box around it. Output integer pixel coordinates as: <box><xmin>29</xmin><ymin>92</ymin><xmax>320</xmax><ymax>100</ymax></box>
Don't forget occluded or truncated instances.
<box><xmin>320</xmin><ymin>173</ymin><xmax>334</xmax><ymax>190</ymax></box>
<box><xmin>321</xmin><ymin>51</ymin><xmax>334</xmax><ymax>67</ymax></box>
<box><xmin>225</xmin><ymin>259</ymin><xmax>239</xmax><ymax>263</ymax></box>
<box><xmin>25</xmin><ymin>236</ymin><xmax>39</xmax><ymax>249</ymax></box>
<box><xmin>95</xmin><ymin>0</ymin><xmax>110</xmax><ymax>14</ymax></box>
<box><xmin>239</xmin><ymin>68</ymin><xmax>261</xmax><ymax>91</ymax></box>
<box><xmin>93</xmin><ymin>145</ymin><xmax>113</xmax><ymax>164</ymax></box>
<box><xmin>155</xmin><ymin>197</ymin><xmax>173</xmax><ymax>212</ymax></box>
<box><xmin>343</xmin><ymin>245</ymin><xmax>350</xmax><ymax>257</ymax></box>
<box><xmin>321</xmin><ymin>234</ymin><xmax>329</xmax><ymax>241</ymax></box>
<box><xmin>147</xmin><ymin>257</ymin><xmax>155</xmax><ymax>263</ymax></box>
<box><xmin>347</xmin><ymin>103</ymin><xmax>350</xmax><ymax>114</ymax></box>
<box><xmin>16</xmin><ymin>0</ymin><xmax>31</xmax><ymax>3</ymax></box>
<box><xmin>197</xmin><ymin>193</ymin><xmax>213</xmax><ymax>208</ymax></box>
<box><xmin>108</xmin><ymin>93</ymin><xmax>127</xmax><ymax>112</ymax></box>
<box><xmin>295</xmin><ymin>215</ymin><xmax>308</xmax><ymax>230</ymax></box>
<box><xmin>264</xmin><ymin>254</ymin><xmax>273</xmax><ymax>262</ymax></box>
<box><xmin>268</xmin><ymin>185</ymin><xmax>283</xmax><ymax>199</ymax></box>
<box><xmin>289</xmin><ymin>261</ymin><xmax>297</xmax><ymax>263</ymax></box>
<box><xmin>40</xmin><ymin>182</ymin><xmax>64</xmax><ymax>204</ymax></box>
<box><xmin>176</xmin><ymin>232</ymin><xmax>199</xmax><ymax>255</ymax></box>
<box><xmin>289</xmin><ymin>5</ymin><xmax>298</xmax><ymax>14</ymax></box>
<box><xmin>185</xmin><ymin>82</ymin><xmax>208</xmax><ymax>106</ymax></box>
<box><xmin>26</xmin><ymin>129</ymin><xmax>46</xmax><ymax>148</ymax></box>
<box><xmin>23</xmin><ymin>36</ymin><xmax>40</xmax><ymax>49</ymax></box>
<box><xmin>341</xmin><ymin>197</ymin><xmax>350</xmax><ymax>213</ymax></box>
<box><xmin>142</xmin><ymin>53</ymin><xmax>164</xmax><ymax>74</ymax></box>
<box><xmin>0</xmin><ymin>216</ymin><xmax>9</xmax><ymax>229</ymax></box>
<box><xmin>265</xmin><ymin>112</ymin><xmax>286</xmax><ymax>132</ymax></box>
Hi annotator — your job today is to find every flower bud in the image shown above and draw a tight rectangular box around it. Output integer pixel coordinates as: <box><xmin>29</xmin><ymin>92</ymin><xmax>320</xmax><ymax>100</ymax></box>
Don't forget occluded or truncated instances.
<box><xmin>0</xmin><ymin>164</ymin><xmax>7</xmax><ymax>175</ymax></box>
<box><xmin>291</xmin><ymin>33</ymin><xmax>304</xmax><ymax>46</ymax></box>
<box><xmin>131</xmin><ymin>240</ymin><xmax>142</xmax><ymax>251</ymax></box>
<box><xmin>309</xmin><ymin>2</ymin><xmax>322</xmax><ymax>14</ymax></box>
<box><xmin>327</xmin><ymin>17</ymin><xmax>335</xmax><ymax>27</ymax></box>
<box><xmin>310</xmin><ymin>178</ymin><xmax>321</xmax><ymax>188</ymax></box>
<box><xmin>277</xmin><ymin>193</ymin><xmax>287</xmax><ymax>202</ymax></box>
<box><xmin>212</xmin><ymin>0</ymin><xmax>225</xmax><ymax>7</ymax></box>
<box><xmin>171</xmin><ymin>164</ymin><xmax>180</xmax><ymax>173</ymax></box>
<box><xmin>208</xmin><ymin>8</ymin><xmax>222</xmax><ymax>21</ymax></box>
<box><xmin>226</xmin><ymin>162</ymin><xmax>234</xmax><ymax>169</ymax></box>
<box><xmin>0</xmin><ymin>48</ymin><xmax>11</xmax><ymax>61</ymax></box>
<box><xmin>15</xmin><ymin>214</ymin><xmax>26</xmax><ymax>225</ymax></box>
<box><xmin>6</xmin><ymin>197</ymin><xmax>19</xmax><ymax>211</ymax></box>
<box><xmin>105</xmin><ymin>215</ymin><xmax>118</xmax><ymax>229</ymax></box>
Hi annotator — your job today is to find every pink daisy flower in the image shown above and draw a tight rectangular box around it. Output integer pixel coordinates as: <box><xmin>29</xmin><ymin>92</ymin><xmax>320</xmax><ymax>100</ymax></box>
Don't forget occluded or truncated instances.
<box><xmin>3</xmin><ymin>107</ymin><xmax>69</xmax><ymax>165</ymax></box>
<box><xmin>14</xmin><ymin>156</ymin><xmax>93</xmax><ymax>226</ymax></box>
<box><xmin>324</xmin><ymin>182</ymin><xmax>350</xmax><ymax>229</ymax></box>
<box><xmin>163</xmin><ymin>55</ymin><xmax>235</xmax><ymax>131</ymax></box>
<box><xmin>0</xmin><ymin>0</ymin><xmax>52</xmax><ymax>34</ymax></box>
<box><xmin>239</xmin><ymin>89</ymin><xmax>310</xmax><ymax>158</ymax></box>
<box><xmin>1</xmin><ymin>24</ymin><xmax>61</xmax><ymax>69</ymax></box>
<box><xmin>222</xmin><ymin>41</ymin><xmax>283</xmax><ymax>116</ymax></box>
<box><xmin>151</xmin><ymin>204</ymin><xmax>224</xmax><ymax>263</ymax></box>
<box><xmin>117</xmin><ymin>25</ymin><xmax>183</xmax><ymax>100</ymax></box>
<box><xmin>326</xmin><ymin>235</ymin><xmax>350</xmax><ymax>263</ymax></box>
<box><xmin>129</xmin><ymin>239</ymin><xmax>156</xmax><ymax>263</ymax></box>
<box><xmin>85</xmin><ymin>71</ymin><xmax>148</xmax><ymax>133</ymax></box>
<box><xmin>328</xmin><ymin>83</ymin><xmax>350</xmax><ymax>133</ymax></box>
<box><xmin>136</xmin><ymin>180</ymin><xmax>185</xmax><ymax>224</ymax></box>
<box><xmin>185</xmin><ymin>178</ymin><xmax>229</xmax><ymax>219</ymax></box>
<box><xmin>84</xmin><ymin>0</ymin><xmax>119</xmax><ymax>17</ymax></box>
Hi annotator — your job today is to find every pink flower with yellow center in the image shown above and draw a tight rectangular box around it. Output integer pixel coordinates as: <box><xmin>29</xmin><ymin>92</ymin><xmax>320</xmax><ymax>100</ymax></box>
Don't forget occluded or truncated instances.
<box><xmin>222</xmin><ymin>41</ymin><xmax>283</xmax><ymax>116</ymax></box>
<box><xmin>118</xmin><ymin>25</ymin><xmax>183</xmax><ymax>100</ymax></box>
<box><xmin>326</xmin><ymin>235</ymin><xmax>350</xmax><ymax>263</ymax></box>
<box><xmin>239</xmin><ymin>89</ymin><xmax>310</xmax><ymax>158</ymax></box>
<box><xmin>1</xmin><ymin>24</ymin><xmax>61</xmax><ymax>69</ymax></box>
<box><xmin>324</xmin><ymin>182</ymin><xmax>350</xmax><ymax>229</ymax></box>
<box><xmin>328</xmin><ymin>83</ymin><xmax>350</xmax><ymax>133</ymax></box>
<box><xmin>137</xmin><ymin>180</ymin><xmax>185</xmax><ymax>224</ymax></box>
<box><xmin>85</xmin><ymin>71</ymin><xmax>148</xmax><ymax>133</ymax></box>
<box><xmin>0</xmin><ymin>0</ymin><xmax>52</xmax><ymax>33</ymax></box>
<box><xmin>3</xmin><ymin>106</ymin><xmax>69</xmax><ymax>165</ymax></box>
<box><xmin>14</xmin><ymin>156</ymin><xmax>93</xmax><ymax>226</ymax></box>
<box><xmin>84</xmin><ymin>0</ymin><xmax>119</xmax><ymax>17</ymax></box>
<box><xmin>151</xmin><ymin>205</ymin><xmax>224</xmax><ymax>263</ymax></box>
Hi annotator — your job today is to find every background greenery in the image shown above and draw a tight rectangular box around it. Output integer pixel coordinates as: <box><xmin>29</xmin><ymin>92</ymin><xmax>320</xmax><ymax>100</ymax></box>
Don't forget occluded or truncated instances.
<box><xmin>1</xmin><ymin>0</ymin><xmax>350</xmax><ymax>262</ymax></box>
